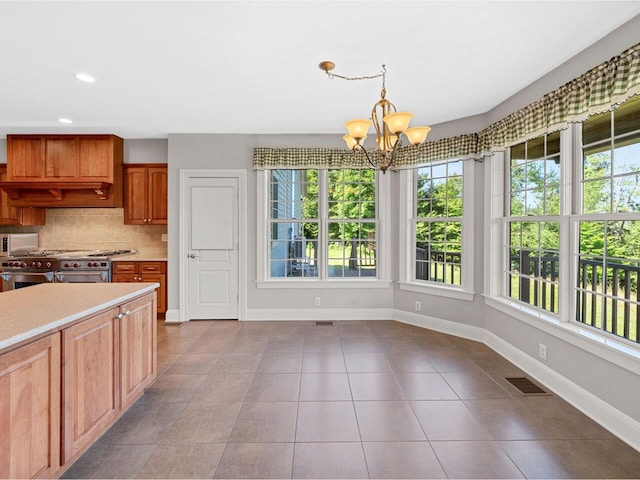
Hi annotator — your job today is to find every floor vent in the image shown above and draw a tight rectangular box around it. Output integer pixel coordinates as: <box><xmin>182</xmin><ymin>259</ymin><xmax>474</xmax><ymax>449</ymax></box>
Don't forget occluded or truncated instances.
<box><xmin>314</xmin><ymin>321</ymin><xmax>335</xmax><ymax>326</ymax></box>
<box><xmin>505</xmin><ymin>377</ymin><xmax>550</xmax><ymax>396</ymax></box>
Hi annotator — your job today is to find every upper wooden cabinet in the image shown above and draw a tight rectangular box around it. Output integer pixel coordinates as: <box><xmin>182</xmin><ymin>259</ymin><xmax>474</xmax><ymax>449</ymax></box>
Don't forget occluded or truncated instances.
<box><xmin>1</xmin><ymin>134</ymin><xmax>123</xmax><ymax>207</ymax></box>
<box><xmin>124</xmin><ymin>164</ymin><xmax>167</xmax><ymax>225</ymax></box>
<box><xmin>0</xmin><ymin>165</ymin><xmax>46</xmax><ymax>225</ymax></box>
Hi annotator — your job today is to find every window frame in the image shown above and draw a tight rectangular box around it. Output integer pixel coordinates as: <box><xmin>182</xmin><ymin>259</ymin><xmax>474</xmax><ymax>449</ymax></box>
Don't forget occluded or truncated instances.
<box><xmin>399</xmin><ymin>159</ymin><xmax>476</xmax><ymax>301</ymax></box>
<box><xmin>485</xmin><ymin>121</ymin><xmax>640</xmax><ymax>366</ymax></box>
<box><xmin>256</xmin><ymin>168</ymin><xmax>391</xmax><ymax>288</ymax></box>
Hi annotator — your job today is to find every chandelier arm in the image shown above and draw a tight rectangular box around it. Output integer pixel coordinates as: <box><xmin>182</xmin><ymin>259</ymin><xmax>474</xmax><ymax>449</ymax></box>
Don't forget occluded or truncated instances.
<box><xmin>353</xmin><ymin>144</ymin><xmax>379</xmax><ymax>170</ymax></box>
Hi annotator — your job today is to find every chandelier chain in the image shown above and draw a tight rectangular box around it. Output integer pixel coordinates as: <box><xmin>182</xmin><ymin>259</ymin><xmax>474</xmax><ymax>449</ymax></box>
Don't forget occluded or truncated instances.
<box><xmin>325</xmin><ymin>65</ymin><xmax>387</xmax><ymax>87</ymax></box>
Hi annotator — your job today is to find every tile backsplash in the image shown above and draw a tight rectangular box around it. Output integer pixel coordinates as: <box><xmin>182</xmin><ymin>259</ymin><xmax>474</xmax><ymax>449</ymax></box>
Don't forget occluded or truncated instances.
<box><xmin>0</xmin><ymin>208</ymin><xmax>167</xmax><ymax>255</ymax></box>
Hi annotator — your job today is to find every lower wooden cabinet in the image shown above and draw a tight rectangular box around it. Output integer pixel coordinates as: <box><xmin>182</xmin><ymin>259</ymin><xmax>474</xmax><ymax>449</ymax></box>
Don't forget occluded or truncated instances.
<box><xmin>0</xmin><ymin>291</ymin><xmax>157</xmax><ymax>478</ymax></box>
<box><xmin>120</xmin><ymin>294</ymin><xmax>157</xmax><ymax>409</ymax></box>
<box><xmin>0</xmin><ymin>334</ymin><xmax>61</xmax><ymax>479</ymax></box>
<box><xmin>112</xmin><ymin>261</ymin><xmax>166</xmax><ymax>318</ymax></box>
<box><xmin>61</xmin><ymin>293</ymin><xmax>157</xmax><ymax>467</ymax></box>
<box><xmin>62</xmin><ymin>308</ymin><xmax>119</xmax><ymax>463</ymax></box>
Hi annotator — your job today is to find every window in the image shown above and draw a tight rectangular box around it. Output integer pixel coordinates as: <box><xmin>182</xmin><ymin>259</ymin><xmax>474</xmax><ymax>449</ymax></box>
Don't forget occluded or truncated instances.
<box><xmin>490</xmin><ymin>95</ymin><xmax>640</xmax><ymax>345</ymax></box>
<box><xmin>264</xmin><ymin>168</ymin><xmax>383</xmax><ymax>281</ymax></box>
<box><xmin>268</xmin><ymin>169</ymin><xmax>318</xmax><ymax>278</ymax></box>
<box><xmin>505</xmin><ymin>133</ymin><xmax>561</xmax><ymax>314</ymax></box>
<box><xmin>400</xmin><ymin>158</ymin><xmax>474</xmax><ymax>299</ymax></box>
<box><xmin>576</xmin><ymin>96</ymin><xmax>640</xmax><ymax>342</ymax></box>
<box><xmin>414</xmin><ymin>160</ymin><xmax>464</xmax><ymax>285</ymax></box>
<box><xmin>327</xmin><ymin>169</ymin><xmax>377</xmax><ymax>278</ymax></box>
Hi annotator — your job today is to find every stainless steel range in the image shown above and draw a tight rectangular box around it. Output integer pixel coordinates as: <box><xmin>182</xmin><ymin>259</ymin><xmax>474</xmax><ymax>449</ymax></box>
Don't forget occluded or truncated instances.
<box><xmin>1</xmin><ymin>249</ymin><xmax>134</xmax><ymax>290</ymax></box>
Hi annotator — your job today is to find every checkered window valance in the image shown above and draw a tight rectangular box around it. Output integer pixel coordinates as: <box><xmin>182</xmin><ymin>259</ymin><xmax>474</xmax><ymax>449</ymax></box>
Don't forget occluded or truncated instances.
<box><xmin>253</xmin><ymin>42</ymin><xmax>640</xmax><ymax>170</ymax></box>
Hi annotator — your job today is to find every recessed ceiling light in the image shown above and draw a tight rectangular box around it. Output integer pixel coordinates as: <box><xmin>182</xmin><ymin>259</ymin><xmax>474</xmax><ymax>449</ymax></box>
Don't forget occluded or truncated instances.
<box><xmin>58</xmin><ymin>117</ymin><xmax>73</xmax><ymax>124</ymax></box>
<box><xmin>75</xmin><ymin>73</ymin><xmax>95</xmax><ymax>83</ymax></box>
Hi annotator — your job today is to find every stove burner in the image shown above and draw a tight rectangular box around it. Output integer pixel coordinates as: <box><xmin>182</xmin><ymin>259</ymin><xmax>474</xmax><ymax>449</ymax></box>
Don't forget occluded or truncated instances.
<box><xmin>23</xmin><ymin>249</ymin><xmax>69</xmax><ymax>257</ymax></box>
<box><xmin>86</xmin><ymin>249</ymin><xmax>133</xmax><ymax>257</ymax></box>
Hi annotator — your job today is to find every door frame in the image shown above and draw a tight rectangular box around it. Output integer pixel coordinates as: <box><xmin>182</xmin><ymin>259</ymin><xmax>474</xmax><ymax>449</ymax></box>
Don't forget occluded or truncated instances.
<box><xmin>179</xmin><ymin>169</ymin><xmax>246</xmax><ymax>322</ymax></box>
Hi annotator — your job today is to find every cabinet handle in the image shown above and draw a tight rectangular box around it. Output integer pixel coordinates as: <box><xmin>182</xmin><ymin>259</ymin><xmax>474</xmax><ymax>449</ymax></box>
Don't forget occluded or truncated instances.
<box><xmin>124</xmin><ymin>310</ymin><xmax>131</xmax><ymax>316</ymax></box>
<box><xmin>115</xmin><ymin>313</ymin><xmax>123</xmax><ymax>320</ymax></box>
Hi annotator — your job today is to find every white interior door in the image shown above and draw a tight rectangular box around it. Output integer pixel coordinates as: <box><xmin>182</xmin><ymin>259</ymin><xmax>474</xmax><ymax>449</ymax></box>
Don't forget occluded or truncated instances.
<box><xmin>186</xmin><ymin>176</ymin><xmax>239</xmax><ymax>319</ymax></box>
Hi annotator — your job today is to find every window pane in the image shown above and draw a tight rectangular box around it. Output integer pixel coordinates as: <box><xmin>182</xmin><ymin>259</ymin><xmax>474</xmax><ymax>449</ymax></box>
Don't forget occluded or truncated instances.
<box><xmin>576</xmin><ymin>220</ymin><xmax>640</xmax><ymax>342</ymax></box>
<box><xmin>413</xmin><ymin>159</ymin><xmax>465</xmax><ymax>287</ymax></box>
<box><xmin>614</xmin><ymin>95</ymin><xmax>640</xmax><ymax>137</ymax></box>
<box><xmin>327</xmin><ymin>222</ymin><xmax>376</xmax><ymax>278</ymax></box>
<box><xmin>582</xmin><ymin>101</ymin><xmax>640</xmax><ymax>218</ymax></box>
<box><xmin>613</xmin><ymin>175</ymin><xmax>640</xmax><ymax>212</ymax></box>
<box><xmin>328</xmin><ymin>169</ymin><xmax>376</xmax><ymax>220</ymax></box>
<box><xmin>270</xmin><ymin>169</ymin><xmax>318</xmax><ymax>220</ymax></box>
<box><xmin>583</xmin><ymin>110</ymin><xmax>611</xmax><ymax>145</ymax></box>
<box><xmin>270</xmin><ymin>221</ymin><xmax>318</xmax><ymax>278</ymax></box>
<box><xmin>613</xmin><ymin>134</ymin><xmax>640</xmax><ymax>176</ymax></box>
<box><xmin>505</xmin><ymin>220</ymin><xmax>559</xmax><ymax>314</ymax></box>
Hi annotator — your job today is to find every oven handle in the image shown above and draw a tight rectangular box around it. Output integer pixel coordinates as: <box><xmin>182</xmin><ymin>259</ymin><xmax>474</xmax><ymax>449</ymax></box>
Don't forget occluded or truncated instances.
<box><xmin>1</xmin><ymin>271</ymin><xmax>55</xmax><ymax>282</ymax></box>
<box><xmin>54</xmin><ymin>271</ymin><xmax>109</xmax><ymax>282</ymax></box>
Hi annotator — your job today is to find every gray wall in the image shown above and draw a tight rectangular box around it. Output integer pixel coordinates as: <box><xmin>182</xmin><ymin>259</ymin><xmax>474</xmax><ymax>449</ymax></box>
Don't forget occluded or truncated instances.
<box><xmin>166</xmin><ymin>16</ymin><xmax>640</xmax><ymax>434</ymax></box>
<box><xmin>167</xmin><ymin>133</ymin><xmax>394</xmax><ymax>315</ymax></box>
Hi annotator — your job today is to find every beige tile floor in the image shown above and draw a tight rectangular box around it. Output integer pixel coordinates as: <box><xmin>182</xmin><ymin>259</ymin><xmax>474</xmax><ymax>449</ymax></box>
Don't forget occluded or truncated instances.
<box><xmin>62</xmin><ymin>320</ymin><xmax>640</xmax><ymax>479</ymax></box>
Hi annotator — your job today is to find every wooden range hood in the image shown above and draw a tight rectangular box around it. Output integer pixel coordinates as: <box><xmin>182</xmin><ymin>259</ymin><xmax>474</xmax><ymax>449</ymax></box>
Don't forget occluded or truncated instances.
<box><xmin>0</xmin><ymin>134</ymin><xmax>123</xmax><ymax>207</ymax></box>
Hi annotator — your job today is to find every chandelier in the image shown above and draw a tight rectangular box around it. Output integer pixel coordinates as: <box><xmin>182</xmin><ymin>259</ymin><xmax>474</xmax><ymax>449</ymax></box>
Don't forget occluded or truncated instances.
<box><xmin>319</xmin><ymin>61</ymin><xmax>431</xmax><ymax>173</ymax></box>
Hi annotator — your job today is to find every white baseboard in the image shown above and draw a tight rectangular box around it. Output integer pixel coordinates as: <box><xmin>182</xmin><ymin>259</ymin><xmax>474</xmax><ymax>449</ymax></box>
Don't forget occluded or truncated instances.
<box><xmin>164</xmin><ymin>309</ymin><xmax>182</xmax><ymax>323</ymax></box>
<box><xmin>484</xmin><ymin>330</ymin><xmax>640</xmax><ymax>452</ymax></box>
<box><xmin>244</xmin><ymin>307</ymin><xmax>393</xmax><ymax>321</ymax></box>
<box><xmin>393</xmin><ymin>310</ymin><xmax>485</xmax><ymax>342</ymax></box>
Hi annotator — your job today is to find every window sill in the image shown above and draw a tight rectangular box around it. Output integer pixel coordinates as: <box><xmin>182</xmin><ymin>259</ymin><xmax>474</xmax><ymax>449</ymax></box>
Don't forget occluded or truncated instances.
<box><xmin>256</xmin><ymin>279</ymin><xmax>392</xmax><ymax>289</ymax></box>
<box><xmin>483</xmin><ymin>295</ymin><xmax>640</xmax><ymax>375</ymax></box>
<box><xmin>398</xmin><ymin>282</ymin><xmax>475</xmax><ymax>301</ymax></box>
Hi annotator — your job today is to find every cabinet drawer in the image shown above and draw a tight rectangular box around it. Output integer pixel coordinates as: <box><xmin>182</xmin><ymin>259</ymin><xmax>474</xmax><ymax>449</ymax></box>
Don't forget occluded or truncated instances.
<box><xmin>112</xmin><ymin>262</ymin><xmax>137</xmax><ymax>274</ymax></box>
<box><xmin>141</xmin><ymin>262</ymin><xmax>165</xmax><ymax>273</ymax></box>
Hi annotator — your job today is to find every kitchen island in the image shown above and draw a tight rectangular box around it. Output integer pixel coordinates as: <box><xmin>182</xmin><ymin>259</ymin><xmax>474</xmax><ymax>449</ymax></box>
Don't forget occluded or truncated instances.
<box><xmin>0</xmin><ymin>283</ymin><xmax>158</xmax><ymax>479</ymax></box>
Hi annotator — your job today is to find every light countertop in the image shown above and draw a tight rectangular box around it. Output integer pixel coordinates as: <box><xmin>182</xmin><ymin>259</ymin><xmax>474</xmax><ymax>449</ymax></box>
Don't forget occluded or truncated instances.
<box><xmin>112</xmin><ymin>253</ymin><xmax>168</xmax><ymax>261</ymax></box>
<box><xmin>0</xmin><ymin>283</ymin><xmax>159</xmax><ymax>353</ymax></box>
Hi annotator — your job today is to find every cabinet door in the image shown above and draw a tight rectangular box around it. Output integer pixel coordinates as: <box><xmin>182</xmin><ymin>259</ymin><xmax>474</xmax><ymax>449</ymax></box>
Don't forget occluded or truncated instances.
<box><xmin>147</xmin><ymin>166</ymin><xmax>168</xmax><ymax>224</ymax></box>
<box><xmin>62</xmin><ymin>309</ymin><xmax>119</xmax><ymax>463</ymax></box>
<box><xmin>123</xmin><ymin>167</ymin><xmax>148</xmax><ymax>225</ymax></box>
<box><xmin>78</xmin><ymin>137</ymin><xmax>113</xmax><ymax>181</ymax></box>
<box><xmin>119</xmin><ymin>294</ymin><xmax>157</xmax><ymax>409</ymax></box>
<box><xmin>0</xmin><ymin>334</ymin><xmax>61</xmax><ymax>479</ymax></box>
<box><xmin>7</xmin><ymin>136</ymin><xmax>45</xmax><ymax>180</ymax></box>
<box><xmin>142</xmin><ymin>272</ymin><xmax>166</xmax><ymax>316</ymax></box>
<box><xmin>45</xmin><ymin>137</ymin><xmax>79</xmax><ymax>179</ymax></box>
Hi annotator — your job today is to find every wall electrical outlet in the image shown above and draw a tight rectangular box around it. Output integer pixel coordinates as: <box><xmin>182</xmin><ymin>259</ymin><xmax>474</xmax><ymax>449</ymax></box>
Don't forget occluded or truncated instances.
<box><xmin>539</xmin><ymin>343</ymin><xmax>548</xmax><ymax>360</ymax></box>
<box><xmin>161</xmin><ymin>234</ymin><xmax>168</xmax><ymax>242</ymax></box>
<box><xmin>415</xmin><ymin>301</ymin><xmax>422</xmax><ymax>311</ymax></box>
<box><xmin>314</xmin><ymin>297</ymin><xmax>321</xmax><ymax>306</ymax></box>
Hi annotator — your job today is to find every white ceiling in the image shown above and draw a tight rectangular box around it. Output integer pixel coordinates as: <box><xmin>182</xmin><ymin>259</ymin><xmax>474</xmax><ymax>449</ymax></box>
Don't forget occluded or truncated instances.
<box><xmin>1</xmin><ymin>1</ymin><xmax>639</xmax><ymax>139</ymax></box>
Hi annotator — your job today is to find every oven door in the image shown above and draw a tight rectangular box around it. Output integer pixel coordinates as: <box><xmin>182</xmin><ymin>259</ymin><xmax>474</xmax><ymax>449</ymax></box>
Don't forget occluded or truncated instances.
<box><xmin>1</xmin><ymin>271</ymin><xmax>55</xmax><ymax>290</ymax></box>
<box><xmin>54</xmin><ymin>271</ymin><xmax>109</xmax><ymax>284</ymax></box>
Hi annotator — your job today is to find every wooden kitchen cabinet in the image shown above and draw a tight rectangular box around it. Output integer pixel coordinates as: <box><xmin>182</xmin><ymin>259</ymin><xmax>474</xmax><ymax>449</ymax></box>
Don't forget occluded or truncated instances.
<box><xmin>62</xmin><ymin>307</ymin><xmax>119</xmax><ymax>463</ymax></box>
<box><xmin>112</xmin><ymin>261</ymin><xmax>167</xmax><ymax>318</ymax></box>
<box><xmin>124</xmin><ymin>164</ymin><xmax>167</xmax><ymax>225</ymax></box>
<box><xmin>0</xmin><ymin>165</ymin><xmax>46</xmax><ymax>225</ymax></box>
<box><xmin>0</xmin><ymin>334</ymin><xmax>61</xmax><ymax>479</ymax></box>
<box><xmin>119</xmin><ymin>294</ymin><xmax>157</xmax><ymax>409</ymax></box>
<box><xmin>59</xmin><ymin>291</ymin><xmax>156</xmax><ymax>470</ymax></box>
<box><xmin>2</xmin><ymin>134</ymin><xmax>123</xmax><ymax>207</ymax></box>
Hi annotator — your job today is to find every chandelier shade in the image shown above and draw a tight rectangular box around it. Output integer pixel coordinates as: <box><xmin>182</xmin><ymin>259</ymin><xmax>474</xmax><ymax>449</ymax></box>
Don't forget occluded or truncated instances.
<box><xmin>383</xmin><ymin>112</ymin><xmax>413</xmax><ymax>134</ymax></box>
<box><xmin>320</xmin><ymin>62</ymin><xmax>431</xmax><ymax>173</ymax></box>
<box><xmin>344</xmin><ymin>119</ymin><xmax>373</xmax><ymax>141</ymax></box>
